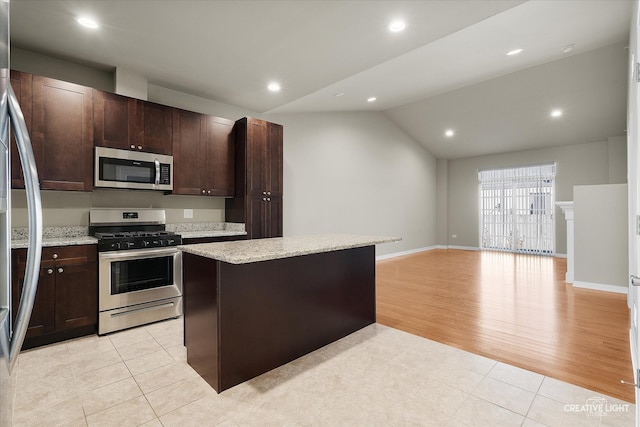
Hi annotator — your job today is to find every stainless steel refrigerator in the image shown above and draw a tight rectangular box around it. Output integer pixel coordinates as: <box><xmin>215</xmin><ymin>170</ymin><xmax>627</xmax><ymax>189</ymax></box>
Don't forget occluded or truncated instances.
<box><xmin>0</xmin><ymin>0</ymin><xmax>43</xmax><ymax>425</ymax></box>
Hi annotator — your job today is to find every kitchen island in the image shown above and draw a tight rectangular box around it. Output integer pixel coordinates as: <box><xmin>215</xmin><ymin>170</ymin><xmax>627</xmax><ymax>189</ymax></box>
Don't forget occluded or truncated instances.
<box><xmin>179</xmin><ymin>234</ymin><xmax>399</xmax><ymax>392</ymax></box>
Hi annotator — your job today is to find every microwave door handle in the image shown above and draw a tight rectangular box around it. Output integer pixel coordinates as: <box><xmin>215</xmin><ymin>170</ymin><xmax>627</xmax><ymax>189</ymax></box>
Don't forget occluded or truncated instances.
<box><xmin>7</xmin><ymin>84</ymin><xmax>43</xmax><ymax>373</ymax></box>
<box><xmin>154</xmin><ymin>159</ymin><xmax>160</xmax><ymax>186</ymax></box>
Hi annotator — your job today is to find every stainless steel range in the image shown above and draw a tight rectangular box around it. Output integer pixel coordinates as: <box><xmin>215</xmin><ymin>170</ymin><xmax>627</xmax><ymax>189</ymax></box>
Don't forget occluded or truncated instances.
<box><xmin>90</xmin><ymin>208</ymin><xmax>182</xmax><ymax>335</ymax></box>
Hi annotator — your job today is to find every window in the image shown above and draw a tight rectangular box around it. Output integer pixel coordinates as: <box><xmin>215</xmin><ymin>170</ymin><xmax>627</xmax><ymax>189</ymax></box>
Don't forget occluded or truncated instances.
<box><xmin>479</xmin><ymin>164</ymin><xmax>555</xmax><ymax>255</ymax></box>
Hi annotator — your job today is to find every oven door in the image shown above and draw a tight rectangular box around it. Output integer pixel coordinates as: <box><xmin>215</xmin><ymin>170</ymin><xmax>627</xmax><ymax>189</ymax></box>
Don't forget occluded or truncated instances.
<box><xmin>98</xmin><ymin>247</ymin><xmax>182</xmax><ymax>312</ymax></box>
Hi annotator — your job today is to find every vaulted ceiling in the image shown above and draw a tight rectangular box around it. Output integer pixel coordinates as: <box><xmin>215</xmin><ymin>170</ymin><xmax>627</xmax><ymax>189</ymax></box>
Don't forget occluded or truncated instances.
<box><xmin>10</xmin><ymin>0</ymin><xmax>632</xmax><ymax>159</ymax></box>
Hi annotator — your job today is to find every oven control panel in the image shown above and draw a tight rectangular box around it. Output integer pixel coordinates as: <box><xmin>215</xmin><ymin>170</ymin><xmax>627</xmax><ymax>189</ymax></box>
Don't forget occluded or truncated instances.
<box><xmin>97</xmin><ymin>235</ymin><xmax>182</xmax><ymax>252</ymax></box>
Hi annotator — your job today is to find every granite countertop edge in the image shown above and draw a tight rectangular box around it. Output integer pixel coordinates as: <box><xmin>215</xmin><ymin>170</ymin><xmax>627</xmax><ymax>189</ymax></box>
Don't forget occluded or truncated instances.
<box><xmin>179</xmin><ymin>234</ymin><xmax>402</xmax><ymax>264</ymax></box>
<box><xmin>11</xmin><ymin>223</ymin><xmax>247</xmax><ymax>249</ymax></box>
<box><xmin>12</xmin><ymin>236</ymin><xmax>99</xmax><ymax>249</ymax></box>
<box><xmin>180</xmin><ymin>230</ymin><xmax>248</xmax><ymax>239</ymax></box>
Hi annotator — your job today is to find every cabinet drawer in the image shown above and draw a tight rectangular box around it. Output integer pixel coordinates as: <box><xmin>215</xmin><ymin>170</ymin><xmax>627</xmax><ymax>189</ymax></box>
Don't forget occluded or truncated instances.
<box><xmin>15</xmin><ymin>245</ymin><xmax>97</xmax><ymax>267</ymax></box>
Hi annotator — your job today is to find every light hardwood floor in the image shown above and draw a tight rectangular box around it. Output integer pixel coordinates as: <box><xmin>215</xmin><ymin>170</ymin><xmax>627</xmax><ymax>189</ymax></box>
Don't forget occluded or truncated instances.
<box><xmin>376</xmin><ymin>249</ymin><xmax>634</xmax><ymax>403</ymax></box>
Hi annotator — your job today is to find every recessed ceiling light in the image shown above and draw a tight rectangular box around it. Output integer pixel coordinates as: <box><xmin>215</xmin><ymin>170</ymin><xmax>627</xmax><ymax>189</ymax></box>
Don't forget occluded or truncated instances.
<box><xmin>367</xmin><ymin>97</ymin><xmax>377</xmax><ymax>102</ymax></box>
<box><xmin>561</xmin><ymin>44</ymin><xmax>575</xmax><ymax>54</ymax></box>
<box><xmin>335</xmin><ymin>92</ymin><xmax>345</xmax><ymax>97</ymax></box>
<box><xmin>388</xmin><ymin>20</ymin><xmax>406</xmax><ymax>32</ymax></box>
<box><xmin>506</xmin><ymin>48</ymin><xmax>523</xmax><ymax>56</ymax></box>
<box><xmin>76</xmin><ymin>16</ymin><xmax>99</xmax><ymax>29</ymax></box>
<box><xmin>267</xmin><ymin>82</ymin><xmax>281</xmax><ymax>92</ymax></box>
<box><xmin>550</xmin><ymin>109</ymin><xmax>563</xmax><ymax>118</ymax></box>
<box><xmin>445</xmin><ymin>129</ymin><xmax>454</xmax><ymax>137</ymax></box>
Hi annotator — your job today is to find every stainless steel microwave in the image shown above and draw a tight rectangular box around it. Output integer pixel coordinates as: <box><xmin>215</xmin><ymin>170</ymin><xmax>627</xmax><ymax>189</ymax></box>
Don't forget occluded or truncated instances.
<box><xmin>94</xmin><ymin>146</ymin><xmax>173</xmax><ymax>191</ymax></box>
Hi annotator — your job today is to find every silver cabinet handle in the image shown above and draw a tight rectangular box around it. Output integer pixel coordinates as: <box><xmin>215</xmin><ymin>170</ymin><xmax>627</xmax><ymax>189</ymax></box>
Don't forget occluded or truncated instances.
<box><xmin>57</xmin><ymin>268</ymin><xmax>63</xmax><ymax>274</ymax></box>
<box><xmin>7</xmin><ymin>84</ymin><xmax>43</xmax><ymax>373</ymax></box>
<box><xmin>631</xmin><ymin>275</ymin><xmax>640</xmax><ymax>287</ymax></box>
<box><xmin>130</xmin><ymin>144</ymin><xmax>135</xmax><ymax>149</ymax></box>
<box><xmin>267</xmin><ymin>191</ymin><xmax>271</xmax><ymax>195</ymax></box>
<box><xmin>201</xmin><ymin>190</ymin><xmax>205</xmax><ymax>194</ymax></box>
<box><xmin>207</xmin><ymin>190</ymin><xmax>211</xmax><ymax>194</ymax></box>
<box><xmin>52</xmin><ymin>253</ymin><xmax>58</xmax><ymax>259</ymax></box>
<box><xmin>138</xmin><ymin>145</ymin><xmax>142</xmax><ymax>150</ymax></box>
<box><xmin>267</xmin><ymin>198</ymin><xmax>271</xmax><ymax>202</ymax></box>
<box><xmin>47</xmin><ymin>269</ymin><xmax>53</xmax><ymax>275</ymax></box>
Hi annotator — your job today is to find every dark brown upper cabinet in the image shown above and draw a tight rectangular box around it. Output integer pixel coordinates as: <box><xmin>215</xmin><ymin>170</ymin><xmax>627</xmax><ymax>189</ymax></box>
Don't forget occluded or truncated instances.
<box><xmin>172</xmin><ymin>108</ymin><xmax>205</xmax><ymax>195</ymax></box>
<box><xmin>93</xmin><ymin>90</ymin><xmax>139</xmax><ymax>152</ymax></box>
<box><xmin>31</xmin><ymin>76</ymin><xmax>93</xmax><ymax>191</ymax></box>
<box><xmin>141</xmin><ymin>101</ymin><xmax>173</xmax><ymax>155</ymax></box>
<box><xmin>203</xmin><ymin>115</ymin><xmax>235</xmax><ymax>197</ymax></box>
<box><xmin>172</xmin><ymin>109</ymin><xmax>234</xmax><ymax>197</ymax></box>
<box><xmin>94</xmin><ymin>90</ymin><xmax>172</xmax><ymax>155</ymax></box>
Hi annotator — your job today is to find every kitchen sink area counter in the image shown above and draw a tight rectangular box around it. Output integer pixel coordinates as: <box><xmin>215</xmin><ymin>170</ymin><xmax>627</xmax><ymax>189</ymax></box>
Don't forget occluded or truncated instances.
<box><xmin>178</xmin><ymin>233</ymin><xmax>400</xmax><ymax>263</ymax></box>
<box><xmin>180</xmin><ymin>234</ymin><xmax>399</xmax><ymax>393</ymax></box>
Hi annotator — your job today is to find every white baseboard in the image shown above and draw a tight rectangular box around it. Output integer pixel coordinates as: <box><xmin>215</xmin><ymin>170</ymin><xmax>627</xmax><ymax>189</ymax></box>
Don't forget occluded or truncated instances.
<box><xmin>555</xmin><ymin>253</ymin><xmax>567</xmax><ymax>259</ymax></box>
<box><xmin>572</xmin><ymin>280</ymin><xmax>628</xmax><ymax>294</ymax></box>
<box><xmin>376</xmin><ymin>246</ymin><xmax>436</xmax><ymax>260</ymax></box>
<box><xmin>447</xmin><ymin>245</ymin><xmax>480</xmax><ymax>251</ymax></box>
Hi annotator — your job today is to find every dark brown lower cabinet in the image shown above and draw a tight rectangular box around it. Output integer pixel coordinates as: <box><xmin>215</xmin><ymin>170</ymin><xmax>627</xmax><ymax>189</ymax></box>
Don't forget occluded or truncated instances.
<box><xmin>247</xmin><ymin>196</ymin><xmax>283</xmax><ymax>239</ymax></box>
<box><xmin>11</xmin><ymin>245</ymin><xmax>98</xmax><ymax>350</ymax></box>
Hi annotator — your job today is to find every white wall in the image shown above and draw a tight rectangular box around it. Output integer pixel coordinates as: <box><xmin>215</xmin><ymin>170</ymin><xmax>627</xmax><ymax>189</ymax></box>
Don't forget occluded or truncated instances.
<box><xmin>446</xmin><ymin>137</ymin><xmax>627</xmax><ymax>254</ymax></box>
<box><xmin>436</xmin><ymin>159</ymin><xmax>448</xmax><ymax>246</ymax></box>
<box><xmin>265</xmin><ymin>112</ymin><xmax>438</xmax><ymax>256</ymax></box>
<box><xmin>573</xmin><ymin>184</ymin><xmax>628</xmax><ymax>291</ymax></box>
<box><xmin>11</xmin><ymin>47</ymin><xmax>113</xmax><ymax>91</ymax></box>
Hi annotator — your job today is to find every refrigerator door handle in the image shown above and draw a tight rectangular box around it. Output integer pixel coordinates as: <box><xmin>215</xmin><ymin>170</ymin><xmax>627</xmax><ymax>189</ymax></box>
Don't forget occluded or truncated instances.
<box><xmin>6</xmin><ymin>84</ymin><xmax>42</xmax><ymax>373</ymax></box>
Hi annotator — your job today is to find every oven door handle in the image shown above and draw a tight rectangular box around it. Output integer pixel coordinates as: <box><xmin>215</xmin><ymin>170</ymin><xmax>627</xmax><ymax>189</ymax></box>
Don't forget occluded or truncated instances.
<box><xmin>98</xmin><ymin>247</ymin><xmax>180</xmax><ymax>260</ymax></box>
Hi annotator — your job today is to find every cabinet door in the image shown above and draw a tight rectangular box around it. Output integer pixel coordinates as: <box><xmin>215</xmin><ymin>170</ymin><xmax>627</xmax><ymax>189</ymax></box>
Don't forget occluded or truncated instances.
<box><xmin>9</xmin><ymin>70</ymin><xmax>32</xmax><ymax>189</ymax></box>
<box><xmin>172</xmin><ymin>109</ymin><xmax>204</xmax><ymax>195</ymax></box>
<box><xmin>11</xmin><ymin>253</ymin><xmax>56</xmax><ymax>339</ymax></box>
<box><xmin>246</xmin><ymin>196</ymin><xmax>283</xmax><ymax>239</ymax></box>
<box><xmin>93</xmin><ymin>90</ymin><xmax>140</xmax><ymax>151</ymax></box>
<box><xmin>247</xmin><ymin>197</ymin><xmax>265</xmax><ymax>239</ymax></box>
<box><xmin>141</xmin><ymin>101</ymin><xmax>173</xmax><ymax>155</ymax></box>
<box><xmin>246</xmin><ymin>118</ymin><xmax>267</xmax><ymax>197</ymax></box>
<box><xmin>265</xmin><ymin>197</ymin><xmax>283</xmax><ymax>238</ymax></box>
<box><xmin>265</xmin><ymin>122</ymin><xmax>283</xmax><ymax>196</ymax></box>
<box><xmin>54</xmin><ymin>262</ymin><xmax>97</xmax><ymax>331</ymax></box>
<box><xmin>203</xmin><ymin>116</ymin><xmax>235</xmax><ymax>197</ymax></box>
<box><xmin>32</xmin><ymin>76</ymin><xmax>93</xmax><ymax>191</ymax></box>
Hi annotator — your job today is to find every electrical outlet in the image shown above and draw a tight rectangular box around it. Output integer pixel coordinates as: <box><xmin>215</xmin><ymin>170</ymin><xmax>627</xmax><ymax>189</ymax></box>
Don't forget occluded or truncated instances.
<box><xmin>184</xmin><ymin>209</ymin><xmax>193</xmax><ymax>219</ymax></box>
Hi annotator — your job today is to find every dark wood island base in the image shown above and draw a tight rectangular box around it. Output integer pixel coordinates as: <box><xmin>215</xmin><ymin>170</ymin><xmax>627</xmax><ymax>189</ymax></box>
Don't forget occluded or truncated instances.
<box><xmin>183</xmin><ymin>245</ymin><xmax>376</xmax><ymax>393</ymax></box>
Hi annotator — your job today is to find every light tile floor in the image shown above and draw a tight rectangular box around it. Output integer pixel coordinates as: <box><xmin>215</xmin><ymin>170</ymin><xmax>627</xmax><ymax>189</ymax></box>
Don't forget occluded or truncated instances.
<box><xmin>11</xmin><ymin>318</ymin><xmax>636</xmax><ymax>426</ymax></box>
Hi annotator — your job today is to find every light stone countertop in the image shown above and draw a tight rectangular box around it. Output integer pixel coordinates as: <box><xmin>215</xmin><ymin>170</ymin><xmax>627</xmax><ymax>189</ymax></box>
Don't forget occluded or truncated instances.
<box><xmin>11</xmin><ymin>222</ymin><xmax>246</xmax><ymax>249</ymax></box>
<box><xmin>11</xmin><ymin>226</ymin><xmax>98</xmax><ymax>249</ymax></box>
<box><xmin>178</xmin><ymin>234</ymin><xmax>401</xmax><ymax>264</ymax></box>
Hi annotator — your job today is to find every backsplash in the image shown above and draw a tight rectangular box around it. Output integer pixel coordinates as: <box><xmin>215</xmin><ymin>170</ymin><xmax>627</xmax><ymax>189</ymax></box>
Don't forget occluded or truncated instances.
<box><xmin>166</xmin><ymin>222</ymin><xmax>245</xmax><ymax>233</ymax></box>
<box><xmin>10</xmin><ymin>189</ymin><xmax>227</xmax><ymax>228</ymax></box>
